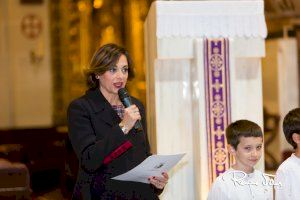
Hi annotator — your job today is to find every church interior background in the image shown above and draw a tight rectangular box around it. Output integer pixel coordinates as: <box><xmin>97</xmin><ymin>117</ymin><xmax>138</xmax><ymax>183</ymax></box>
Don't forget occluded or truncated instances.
<box><xmin>0</xmin><ymin>0</ymin><xmax>300</xmax><ymax>199</ymax></box>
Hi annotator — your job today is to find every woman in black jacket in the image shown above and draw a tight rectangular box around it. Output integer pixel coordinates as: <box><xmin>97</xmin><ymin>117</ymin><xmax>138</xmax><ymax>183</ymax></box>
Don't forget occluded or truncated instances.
<box><xmin>67</xmin><ymin>43</ymin><xmax>168</xmax><ymax>200</ymax></box>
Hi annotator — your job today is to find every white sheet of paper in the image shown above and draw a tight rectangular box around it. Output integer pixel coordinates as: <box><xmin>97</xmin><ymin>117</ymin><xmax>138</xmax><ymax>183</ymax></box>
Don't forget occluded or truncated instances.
<box><xmin>112</xmin><ymin>153</ymin><xmax>185</xmax><ymax>183</ymax></box>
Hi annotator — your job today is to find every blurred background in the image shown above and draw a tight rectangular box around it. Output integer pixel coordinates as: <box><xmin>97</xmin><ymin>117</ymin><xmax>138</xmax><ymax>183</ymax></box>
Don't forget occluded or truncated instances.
<box><xmin>0</xmin><ymin>0</ymin><xmax>300</xmax><ymax>199</ymax></box>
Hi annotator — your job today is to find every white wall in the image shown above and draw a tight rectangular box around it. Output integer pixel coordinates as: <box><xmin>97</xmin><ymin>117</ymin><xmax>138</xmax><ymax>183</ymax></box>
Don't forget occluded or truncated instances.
<box><xmin>0</xmin><ymin>0</ymin><xmax>13</xmax><ymax>128</ymax></box>
<box><xmin>262</xmin><ymin>38</ymin><xmax>299</xmax><ymax>160</ymax></box>
<box><xmin>0</xmin><ymin>0</ymin><xmax>53</xmax><ymax>128</ymax></box>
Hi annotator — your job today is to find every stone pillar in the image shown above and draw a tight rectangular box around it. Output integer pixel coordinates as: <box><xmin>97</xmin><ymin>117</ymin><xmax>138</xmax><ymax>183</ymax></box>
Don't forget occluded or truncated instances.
<box><xmin>144</xmin><ymin>1</ymin><xmax>267</xmax><ymax>199</ymax></box>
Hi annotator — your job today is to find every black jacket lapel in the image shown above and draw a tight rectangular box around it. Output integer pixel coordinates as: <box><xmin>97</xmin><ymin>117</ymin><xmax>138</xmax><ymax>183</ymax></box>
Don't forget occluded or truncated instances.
<box><xmin>84</xmin><ymin>89</ymin><xmax>120</xmax><ymax>126</ymax></box>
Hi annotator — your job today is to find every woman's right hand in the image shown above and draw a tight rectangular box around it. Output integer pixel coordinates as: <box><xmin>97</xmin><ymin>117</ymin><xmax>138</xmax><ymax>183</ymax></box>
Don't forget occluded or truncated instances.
<box><xmin>120</xmin><ymin>105</ymin><xmax>141</xmax><ymax>133</ymax></box>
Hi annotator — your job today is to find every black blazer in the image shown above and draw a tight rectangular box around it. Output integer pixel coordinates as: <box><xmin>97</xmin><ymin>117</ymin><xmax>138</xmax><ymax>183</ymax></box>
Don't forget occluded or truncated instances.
<box><xmin>67</xmin><ymin>89</ymin><xmax>160</xmax><ymax>200</ymax></box>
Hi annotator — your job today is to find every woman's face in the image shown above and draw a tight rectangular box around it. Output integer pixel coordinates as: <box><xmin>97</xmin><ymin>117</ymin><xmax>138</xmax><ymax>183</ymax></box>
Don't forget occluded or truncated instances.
<box><xmin>98</xmin><ymin>54</ymin><xmax>129</xmax><ymax>97</ymax></box>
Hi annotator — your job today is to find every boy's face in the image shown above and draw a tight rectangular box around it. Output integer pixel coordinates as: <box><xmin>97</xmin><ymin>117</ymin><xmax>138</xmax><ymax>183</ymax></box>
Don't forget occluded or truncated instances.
<box><xmin>230</xmin><ymin>136</ymin><xmax>263</xmax><ymax>172</ymax></box>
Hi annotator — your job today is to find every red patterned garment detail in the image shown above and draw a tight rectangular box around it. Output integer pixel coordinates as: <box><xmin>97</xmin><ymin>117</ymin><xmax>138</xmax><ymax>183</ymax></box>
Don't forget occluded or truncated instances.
<box><xmin>103</xmin><ymin>140</ymin><xmax>133</xmax><ymax>165</ymax></box>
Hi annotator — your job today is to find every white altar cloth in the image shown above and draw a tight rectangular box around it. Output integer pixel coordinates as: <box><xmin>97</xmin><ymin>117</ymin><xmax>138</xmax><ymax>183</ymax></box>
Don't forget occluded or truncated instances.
<box><xmin>148</xmin><ymin>1</ymin><xmax>267</xmax><ymax>38</ymax></box>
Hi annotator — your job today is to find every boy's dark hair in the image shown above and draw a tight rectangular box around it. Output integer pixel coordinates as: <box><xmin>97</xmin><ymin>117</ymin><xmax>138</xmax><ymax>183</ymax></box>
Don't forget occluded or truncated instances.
<box><xmin>226</xmin><ymin>119</ymin><xmax>263</xmax><ymax>149</ymax></box>
<box><xmin>283</xmin><ymin>108</ymin><xmax>300</xmax><ymax>149</ymax></box>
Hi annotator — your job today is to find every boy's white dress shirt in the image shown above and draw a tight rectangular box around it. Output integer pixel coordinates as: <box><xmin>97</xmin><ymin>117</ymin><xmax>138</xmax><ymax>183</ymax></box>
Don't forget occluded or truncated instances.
<box><xmin>275</xmin><ymin>153</ymin><xmax>300</xmax><ymax>200</ymax></box>
<box><xmin>207</xmin><ymin>169</ymin><xmax>273</xmax><ymax>200</ymax></box>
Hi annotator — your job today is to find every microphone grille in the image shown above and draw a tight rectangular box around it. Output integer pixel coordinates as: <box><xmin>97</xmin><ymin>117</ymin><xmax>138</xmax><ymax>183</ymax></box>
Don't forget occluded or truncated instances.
<box><xmin>118</xmin><ymin>88</ymin><xmax>129</xmax><ymax>99</ymax></box>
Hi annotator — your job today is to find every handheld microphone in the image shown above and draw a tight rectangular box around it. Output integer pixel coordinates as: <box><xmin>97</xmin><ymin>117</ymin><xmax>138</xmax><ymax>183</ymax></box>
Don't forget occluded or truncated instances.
<box><xmin>118</xmin><ymin>88</ymin><xmax>143</xmax><ymax>132</ymax></box>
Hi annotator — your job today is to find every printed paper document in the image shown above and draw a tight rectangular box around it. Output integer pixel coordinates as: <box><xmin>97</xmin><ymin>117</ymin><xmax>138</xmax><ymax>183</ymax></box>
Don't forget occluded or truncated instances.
<box><xmin>112</xmin><ymin>154</ymin><xmax>185</xmax><ymax>183</ymax></box>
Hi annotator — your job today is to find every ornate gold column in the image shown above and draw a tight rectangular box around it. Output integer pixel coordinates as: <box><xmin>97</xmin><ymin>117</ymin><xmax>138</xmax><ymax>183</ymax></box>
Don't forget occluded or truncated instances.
<box><xmin>123</xmin><ymin>0</ymin><xmax>152</xmax><ymax>106</ymax></box>
<box><xmin>49</xmin><ymin>0</ymin><xmax>91</xmax><ymax>125</ymax></box>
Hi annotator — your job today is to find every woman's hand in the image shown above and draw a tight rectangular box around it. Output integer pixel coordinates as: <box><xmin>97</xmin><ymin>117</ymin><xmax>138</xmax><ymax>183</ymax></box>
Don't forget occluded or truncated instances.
<box><xmin>148</xmin><ymin>172</ymin><xmax>169</xmax><ymax>189</ymax></box>
<box><xmin>120</xmin><ymin>105</ymin><xmax>141</xmax><ymax>132</ymax></box>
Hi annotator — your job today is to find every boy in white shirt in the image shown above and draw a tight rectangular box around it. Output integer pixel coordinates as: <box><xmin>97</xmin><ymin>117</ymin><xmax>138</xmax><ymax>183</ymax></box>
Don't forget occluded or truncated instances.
<box><xmin>207</xmin><ymin>120</ymin><xmax>273</xmax><ymax>200</ymax></box>
<box><xmin>275</xmin><ymin>108</ymin><xmax>300</xmax><ymax>200</ymax></box>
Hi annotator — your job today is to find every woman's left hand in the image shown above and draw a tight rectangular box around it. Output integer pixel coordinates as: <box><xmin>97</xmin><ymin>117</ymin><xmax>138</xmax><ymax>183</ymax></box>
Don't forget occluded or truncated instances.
<box><xmin>148</xmin><ymin>172</ymin><xmax>169</xmax><ymax>189</ymax></box>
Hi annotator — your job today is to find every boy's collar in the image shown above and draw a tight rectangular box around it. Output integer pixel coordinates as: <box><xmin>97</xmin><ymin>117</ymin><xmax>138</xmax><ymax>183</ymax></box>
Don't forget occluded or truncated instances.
<box><xmin>292</xmin><ymin>152</ymin><xmax>300</xmax><ymax>160</ymax></box>
<box><xmin>227</xmin><ymin>168</ymin><xmax>256</xmax><ymax>179</ymax></box>
<box><xmin>230</xmin><ymin>165</ymin><xmax>255</xmax><ymax>174</ymax></box>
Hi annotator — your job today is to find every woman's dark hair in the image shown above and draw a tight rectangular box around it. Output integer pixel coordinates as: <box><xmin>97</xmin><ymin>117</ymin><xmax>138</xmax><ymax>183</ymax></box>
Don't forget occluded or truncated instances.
<box><xmin>85</xmin><ymin>43</ymin><xmax>135</xmax><ymax>89</ymax></box>
<box><xmin>283</xmin><ymin>108</ymin><xmax>300</xmax><ymax>149</ymax></box>
<box><xmin>226</xmin><ymin>119</ymin><xmax>263</xmax><ymax>149</ymax></box>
